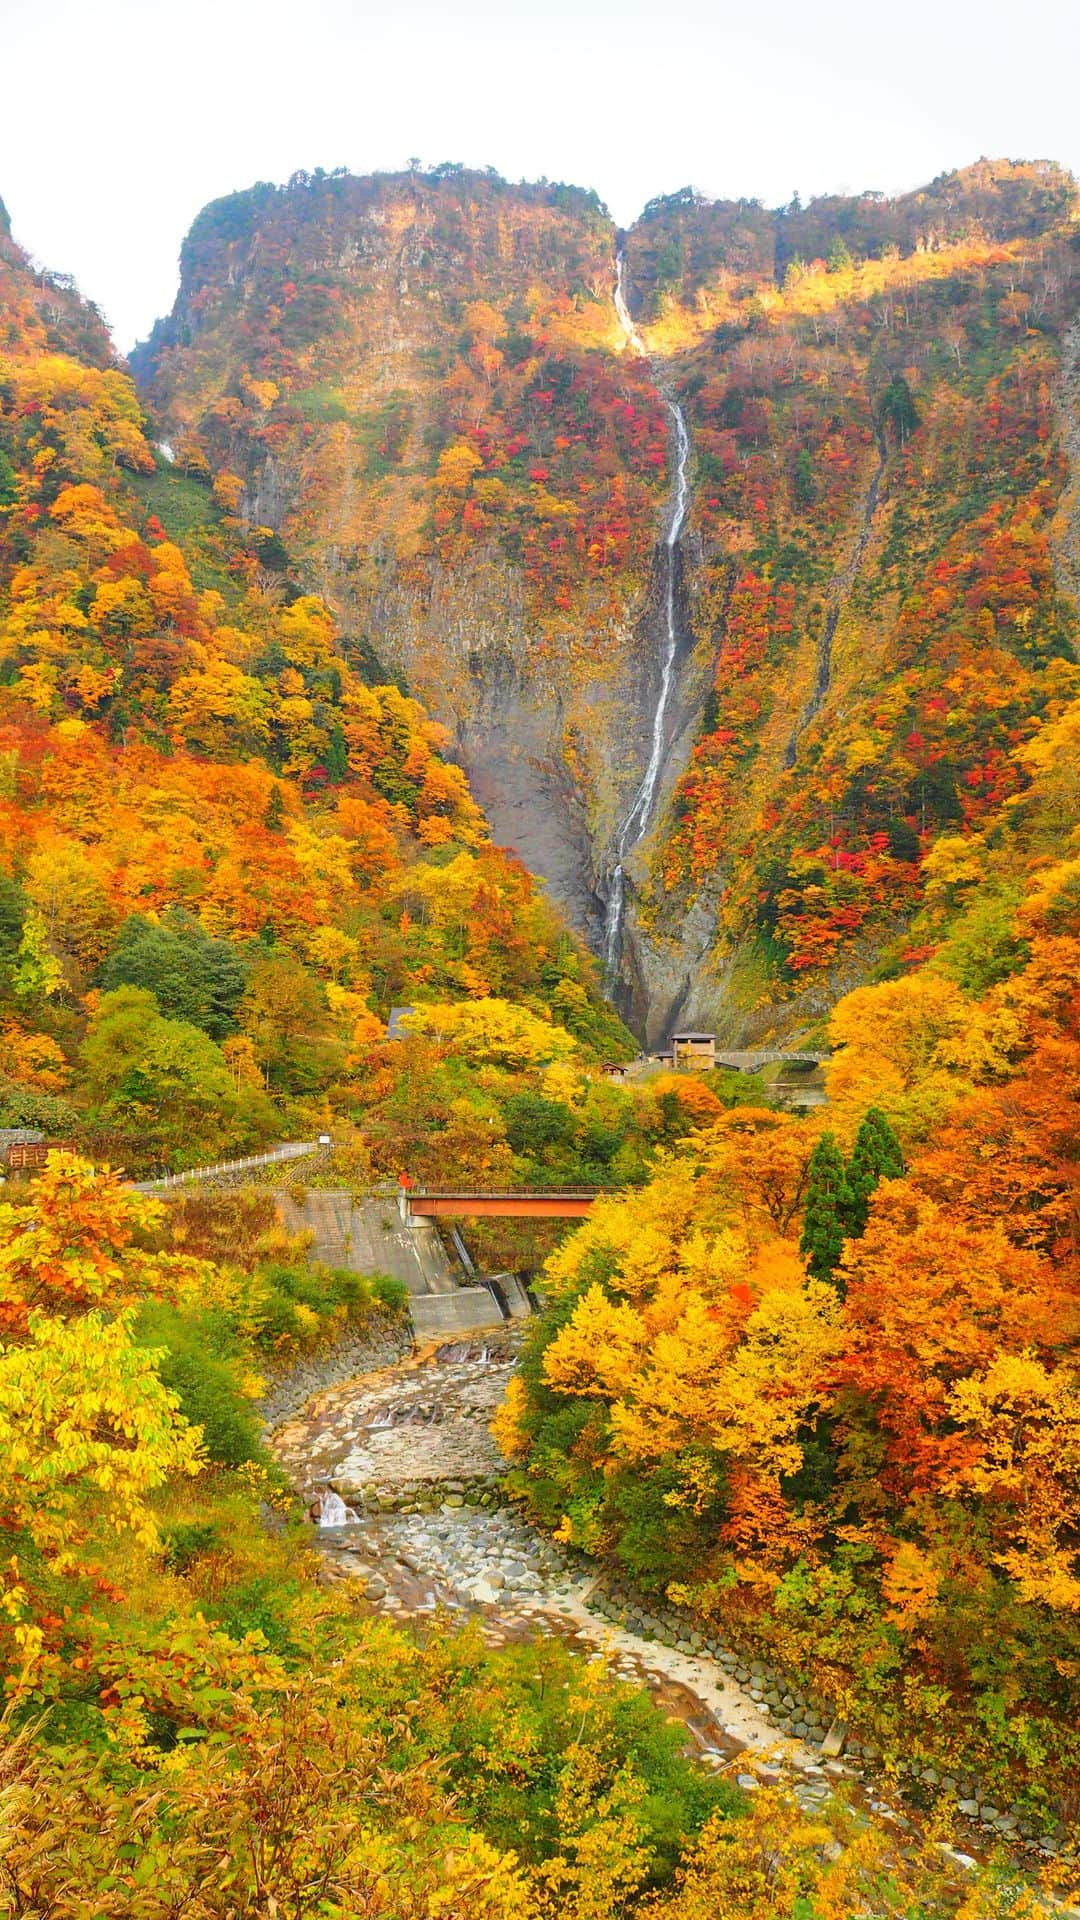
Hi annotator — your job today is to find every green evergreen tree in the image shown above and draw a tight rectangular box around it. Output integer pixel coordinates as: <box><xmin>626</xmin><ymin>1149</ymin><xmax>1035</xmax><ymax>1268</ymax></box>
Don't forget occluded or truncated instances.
<box><xmin>845</xmin><ymin>1106</ymin><xmax>905</xmax><ymax>1236</ymax></box>
<box><xmin>0</xmin><ymin>875</ymin><xmax>26</xmax><ymax>974</ymax></box>
<box><xmin>0</xmin><ymin>446</ymin><xmax>18</xmax><ymax>509</ymax></box>
<box><xmin>879</xmin><ymin>375</ymin><xmax>919</xmax><ymax>445</ymax></box>
<box><xmin>323</xmin><ymin>722</ymin><xmax>349</xmax><ymax>782</ymax></box>
<box><xmin>99</xmin><ymin>909</ymin><xmax>249</xmax><ymax>1039</ymax></box>
<box><xmin>799</xmin><ymin>1132</ymin><xmax>852</xmax><ymax>1286</ymax></box>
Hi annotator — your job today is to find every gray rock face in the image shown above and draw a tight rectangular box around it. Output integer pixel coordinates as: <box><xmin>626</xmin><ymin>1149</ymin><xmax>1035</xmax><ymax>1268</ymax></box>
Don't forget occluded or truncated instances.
<box><xmin>324</xmin><ymin>522</ymin><xmax>721</xmax><ymax>1045</ymax></box>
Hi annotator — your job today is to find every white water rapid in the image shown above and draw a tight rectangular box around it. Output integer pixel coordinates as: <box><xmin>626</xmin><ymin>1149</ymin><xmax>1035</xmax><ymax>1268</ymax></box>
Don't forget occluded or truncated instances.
<box><xmin>603</xmin><ymin>252</ymin><xmax>692</xmax><ymax>979</ymax></box>
<box><xmin>318</xmin><ymin>1486</ymin><xmax>358</xmax><ymax>1528</ymax></box>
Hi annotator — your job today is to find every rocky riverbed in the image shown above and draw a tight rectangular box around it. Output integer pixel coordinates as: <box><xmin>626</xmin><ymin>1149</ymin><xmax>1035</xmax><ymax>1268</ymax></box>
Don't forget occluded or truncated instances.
<box><xmin>267</xmin><ymin>1333</ymin><xmax>1078</xmax><ymax>1892</ymax></box>
<box><xmin>315</xmin><ymin>1499</ymin><xmax>822</xmax><ymax>1775</ymax></box>
<box><xmin>269</xmin><ymin>1336</ymin><xmax>911</xmax><ymax>1821</ymax></box>
<box><xmin>271</xmin><ymin>1334</ymin><xmax>513</xmax><ymax>1506</ymax></box>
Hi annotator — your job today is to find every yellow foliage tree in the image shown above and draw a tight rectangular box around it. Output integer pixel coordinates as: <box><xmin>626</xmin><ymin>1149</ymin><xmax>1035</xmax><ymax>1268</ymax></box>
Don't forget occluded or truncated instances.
<box><xmin>436</xmin><ymin>441</ymin><xmax>484</xmax><ymax>491</ymax></box>
<box><xmin>168</xmin><ymin>659</ymin><xmax>272</xmax><ymax>758</ymax></box>
<box><xmin>543</xmin><ymin>1237</ymin><xmax>842</xmax><ymax>1486</ymax></box>
<box><xmin>946</xmin><ymin>1354</ymin><xmax>1080</xmax><ymax>1609</ymax></box>
<box><xmin>0</xmin><ymin>1153</ymin><xmax>207</xmax><ymax>1334</ymax></box>
<box><xmin>0</xmin><ymin>1310</ymin><xmax>203</xmax><ymax>1572</ymax></box>
<box><xmin>826</xmin><ymin>972</ymin><xmax>986</xmax><ymax>1141</ymax></box>
<box><xmin>403</xmin><ymin>998</ymin><xmax>577</xmax><ymax>1070</ymax></box>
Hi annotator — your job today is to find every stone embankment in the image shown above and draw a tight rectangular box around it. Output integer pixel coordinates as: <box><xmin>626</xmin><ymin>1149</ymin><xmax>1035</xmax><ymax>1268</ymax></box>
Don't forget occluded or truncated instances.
<box><xmin>257</xmin><ymin>1309</ymin><xmax>413</xmax><ymax>1428</ymax></box>
<box><xmin>584</xmin><ymin>1586</ymin><xmax>1074</xmax><ymax>1866</ymax></box>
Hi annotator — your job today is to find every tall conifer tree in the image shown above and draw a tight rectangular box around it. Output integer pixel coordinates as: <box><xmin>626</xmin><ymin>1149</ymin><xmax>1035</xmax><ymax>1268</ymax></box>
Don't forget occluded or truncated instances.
<box><xmin>800</xmin><ymin>1132</ymin><xmax>852</xmax><ymax>1285</ymax></box>
<box><xmin>846</xmin><ymin>1107</ymin><xmax>905</xmax><ymax>1235</ymax></box>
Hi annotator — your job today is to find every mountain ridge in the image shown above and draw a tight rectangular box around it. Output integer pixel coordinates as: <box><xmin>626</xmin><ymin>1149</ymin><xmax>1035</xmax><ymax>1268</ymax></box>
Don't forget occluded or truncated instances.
<box><xmin>132</xmin><ymin>157</ymin><xmax>1080</xmax><ymax>1040</ymax></box>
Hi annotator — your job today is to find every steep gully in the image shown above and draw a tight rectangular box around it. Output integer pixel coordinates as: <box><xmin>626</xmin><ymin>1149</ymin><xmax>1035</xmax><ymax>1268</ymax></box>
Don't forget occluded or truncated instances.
<box><xmin>602</xmin><ymin>253</ymin><xmax>693</xmax><ymax>982</ymax></box>
<box><xmin>1053</xmin><ymin>317</ymin><xmax>1080</xmax><ymax>629</ymax></box>
<box><xmin>657</xmin><ymin>406</ymin><xmax>889</xmax><ymax>1042</ymax></box>
<box><xmin>597</xmin><ymin>305</ymin><xmax>889</xmax><ymax>1024</ymax></box>
<box><xmin>783</xmin><ymin>418</ymin><xmax>889</xmax><ymax>770</ymax></box>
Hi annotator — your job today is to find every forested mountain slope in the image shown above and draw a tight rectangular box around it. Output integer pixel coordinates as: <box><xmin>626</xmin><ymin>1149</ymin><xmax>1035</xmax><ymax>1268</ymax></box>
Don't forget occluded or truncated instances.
<box><xmin>2</xmin><ymin>174</ymin><xmax>1080</xmax><ymax>1916</ymax></box>
<box><xmin>134</xmin><ymin>168</ymin><xmax>669</xmax><ymax>941</ymax></box>
<box><xmin>504</xmin><ymin>677</ymin><xmax>1080</xmax><ymax>1810</ymax></box>
<box><xmin>0</xmin><ymin>201</ymin><xmax>630</xmax><ymax>1173</ymax></box>
<box><xmin>623</xmin><ymin>160</ymin><xmax>1080</xmax><ymax>1036</ymax></box>
<box><xmin>136</xmin><ymin>160</ymin><xmax>1080</xmax><ymax>1040</ymax></box>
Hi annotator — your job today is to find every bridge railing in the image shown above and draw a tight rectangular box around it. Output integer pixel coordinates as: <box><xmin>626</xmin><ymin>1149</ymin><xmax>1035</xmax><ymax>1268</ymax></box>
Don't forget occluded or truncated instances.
<box><xmin>134</xmin><ymin>1140</ymin><xmax>324</xmax><ymax>1195</ymax></box>
<box><xmin>406</xmin><ymin>1188</ymin><xmax>605</xmax><ymax>1200</ymax></box>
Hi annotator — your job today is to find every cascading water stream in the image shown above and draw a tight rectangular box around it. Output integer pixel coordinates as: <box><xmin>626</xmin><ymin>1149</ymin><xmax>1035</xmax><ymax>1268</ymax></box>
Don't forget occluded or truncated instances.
<box><xmin>603</xmin><ymin>251</ymin><xmax>692</xmax><ymax>980</ymax></box>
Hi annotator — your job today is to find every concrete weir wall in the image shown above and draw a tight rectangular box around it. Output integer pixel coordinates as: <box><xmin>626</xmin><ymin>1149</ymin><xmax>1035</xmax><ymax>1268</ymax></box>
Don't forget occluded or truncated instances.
<box><xmin>411</xmin><ymin>1285</ymin><xmax>519</xmax><ymax>1337</ymax></box>
<box><xmin>275</xmin><ymin>1186</ymin><xmax>524</xmax><ymax>1338</ymax></box>
<box><xmin>277</xmin><ymin>1188</ymin><xmax>459</xmax><ymax>1296</ymax></box>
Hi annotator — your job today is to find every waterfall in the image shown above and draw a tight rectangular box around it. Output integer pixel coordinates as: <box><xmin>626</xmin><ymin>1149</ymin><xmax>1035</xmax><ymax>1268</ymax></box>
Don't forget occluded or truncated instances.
<box><xmin>613</xmin><ymin>251</ymin><xmax>646</xmax><ymax>357</ymax></box>
<box><xmin>603</xmin><ymin>252</ymin><xmax>692</xmax><ymax>980</ymax></box>
<box><xmin>318</xmin><ymin>1487</ymin><xmax>358</xmax><ymax>1527</ymax></box>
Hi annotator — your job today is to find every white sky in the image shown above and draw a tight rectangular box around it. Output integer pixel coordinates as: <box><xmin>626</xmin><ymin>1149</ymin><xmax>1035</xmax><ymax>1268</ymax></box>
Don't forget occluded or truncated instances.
<box><xmin>2</xmin><ymin>0</ymin><xmax>1078</xmax><ymax>351</ymax></box>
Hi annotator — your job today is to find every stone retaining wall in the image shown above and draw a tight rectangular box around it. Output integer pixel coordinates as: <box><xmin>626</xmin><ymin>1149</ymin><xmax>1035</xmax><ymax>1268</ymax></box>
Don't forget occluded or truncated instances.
<box><xmin>588</xmin><ymin>1583</ymin><xmax>834</xmax><ymax>1744</ymax></box>
<box><xmin>339</xmin><ymin>1471</ymin><xmax>501</xmax><ymax>1516</ymax></box>
<box><xmin>258</xmin><ymin>1309</ymin><xmax>414</xmax><ymax>1428</ymax></box>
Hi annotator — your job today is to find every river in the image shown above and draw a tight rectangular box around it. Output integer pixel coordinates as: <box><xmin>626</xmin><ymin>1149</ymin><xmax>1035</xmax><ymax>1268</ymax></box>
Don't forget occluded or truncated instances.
<box><xmin>265</xmin><ymin>1332</ymin><xmax>1075</xmax><ymax>1896</ymax></box>
<box><xmin>271</xmin><ymin>1334</ymin><xmax>882</xmax><ymax>1810</ymax></box>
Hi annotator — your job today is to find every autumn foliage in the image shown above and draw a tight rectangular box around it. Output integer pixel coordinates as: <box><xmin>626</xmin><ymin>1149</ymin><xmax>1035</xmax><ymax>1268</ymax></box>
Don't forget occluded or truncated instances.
<box><xmin>508</xmin><ymin>741</ymin><xmax>1080</xmax><ymax>1807</ymax></box>
<box><xmin>135</xmin><ymin>160</ymin><xmax>1080</xmax><ymax>1028</ymax></box>
<box><xmin>2</xmin><ymin>163</ymin><xmax>1079</xmax><ymax>1914</ymax></box>
<box><xmin>0</xmin><ymin>219</ymin><xmax>632</xmax><ymax>1170</ymax></box>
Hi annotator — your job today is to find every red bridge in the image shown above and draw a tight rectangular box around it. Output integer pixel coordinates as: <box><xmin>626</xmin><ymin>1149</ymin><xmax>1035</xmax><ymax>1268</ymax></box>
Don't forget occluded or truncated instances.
<box><xmin>399</xmin><ymin>1185</ymin><xmax>600</xmax><ymax>1222</ymax></box>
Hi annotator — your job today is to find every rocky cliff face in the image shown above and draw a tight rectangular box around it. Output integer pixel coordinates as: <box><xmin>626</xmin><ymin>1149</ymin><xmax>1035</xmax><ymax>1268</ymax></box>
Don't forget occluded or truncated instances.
<box><xmin>0</xmin><ymin>198</ymin><xmax>115</xmax><ymax>367</ymax></box>
<box><xmin>135</xmin><ymin>160</ymin><xmax>1080</xmax><ymax>1042</ymax></box>
<box><xmin>133</xmin><ymin>170</ymin><xmax>669</xmax><ymax>969</ymax></box>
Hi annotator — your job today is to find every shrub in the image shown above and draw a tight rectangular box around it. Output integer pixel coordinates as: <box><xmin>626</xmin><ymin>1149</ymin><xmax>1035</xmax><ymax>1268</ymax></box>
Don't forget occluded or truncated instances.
<box><xmin>165</xmin><ymin>1187</ymin><xmax>283</xmax><ymax>1263</ymax></box>
<box><xmin>253</xmin><ymin>1261</ymin><xmax>407</xmax><ymax>1352</ymax></box>
<box><xmin>135</xmin><ymin>1302</ymin><xmax>265</xmax><ymax>1467</ymax></box>
<box><xmin>163</xmin><ymin>1520</ymin><xmax>222</xmax><ymax>1573</ymax></box>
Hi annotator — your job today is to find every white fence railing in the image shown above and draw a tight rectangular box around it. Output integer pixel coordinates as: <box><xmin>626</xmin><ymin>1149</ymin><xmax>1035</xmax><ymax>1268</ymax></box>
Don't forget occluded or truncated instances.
<box><xmin>135</xmin><ymin>1140</ymin><xmax>323</xmax><ymax>1195</ymax></box>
